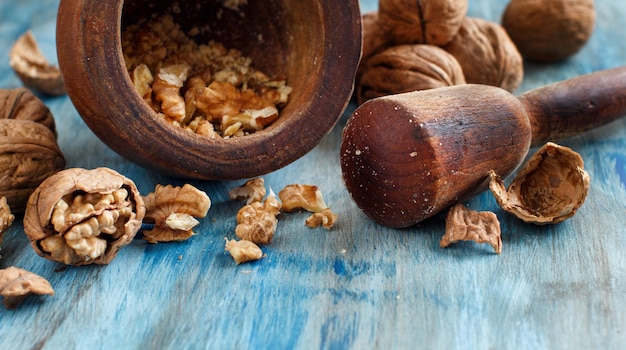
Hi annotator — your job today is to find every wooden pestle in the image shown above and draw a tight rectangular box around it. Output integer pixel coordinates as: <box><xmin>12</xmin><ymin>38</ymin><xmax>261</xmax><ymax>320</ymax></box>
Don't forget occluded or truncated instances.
<box><xmin>340</xmin><ymin>66</ymin><xmax>626</xmax><ymax>228</ymax></box>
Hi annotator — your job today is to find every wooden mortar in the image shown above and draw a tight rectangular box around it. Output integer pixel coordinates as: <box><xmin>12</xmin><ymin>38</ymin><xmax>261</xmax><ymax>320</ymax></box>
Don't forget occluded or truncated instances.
<box><xmin>56</xmin><ymin>0</ymin><xmax>362</xmax><ymax>180</ymax></box>
<box><xmin>340</xmin><ymin>67</ymin><xmax>626</xmax><ymax>228</ymax></box>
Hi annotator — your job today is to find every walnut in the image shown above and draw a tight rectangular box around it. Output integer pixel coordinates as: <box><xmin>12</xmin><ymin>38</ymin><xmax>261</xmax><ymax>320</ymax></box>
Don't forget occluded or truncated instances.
<box><xmin>443</xmin><ymin>17</ymin><xmax>523</xmax><ymax>93</ymax></box>
<box><xmin>489</xmin><ymin>142</ymin><xmax>590</xmax><ymax>225</ymax></box>
<box><xmin>142</xmin><ymin>184</ymin><xmax>211</xmax><ymax>243</ymax></box>
<box><xmin>0</xmin><ymin>88</ymin><xmax>57</xmax><ymax>134</ymax></box>
<box><xmin>356</xmin><ymin>44</ymin><xmax>466</xmax><ymax>104</ymax></box>
<box><xmin>357</xmin><ymin>12</ymin><xmax>392</xmax><ymax>83</ymax></box>
<box><xmin>378</xmin><ymin>0</ymin><xmax>468</xmax><ymax>46</ymax></box>
<box><xmin>0</xmin><ymin>197</ymin><xmax>15</xmax><ymax>254</ymax></box>
<box><xmin>502</xmin><ymin>0</ymin><xmax>595</xmax><ymax>62</ymax></box>
<box><xmin>229</xmin><ymin>178</ymin><xmax>266</xmax><ymax>205</ymax></box>
<box><xmin>235</xmin><ymin>193</ymin><xmax>281</xmax><ymax>245</ymax></box>
<box><xmin>0</xmin><ymin>119</ymin><xmax>66</xmax><ymax>214</ymax></box>
<box><xmin>305</xmin><ymin>208</ymin><xmax>338</xmax><ymax>230</ymax></box>
<box><xmin>23</xmin><ymin>168</ymin><xmax>145</xmax><ymax>265</ymax></box>
<box><xmin>9</xmin><ymin>31</ymin><xmax>66</xmax><ymax>96</ymax></box>
<box><xmin>440</xmin><ymin>203</ymin><xmax>502</xmax><ymax>254</ymax></box>
<box><xmin>0</xmin><ymin>266</ymin><xmax>54</xmax><ymax>309</ymax></box>
<box><xmin>130</xmin><ymin>64</ymin><xmax>155</xmax><ymax>108</ymax></box>
<box><xmin>224</xmin><ymin>238</ymin><xmax>264</xmax><ymax>264</ymax></box>
<box><xmin>278</xmin><ymin>184</ymin><xmax>328</xmax><ymax>213</ymax></box>
<box><xmin>152</xmin><ymin>64</ymin><xmax>191</xmax><ymax>123</ymax></box>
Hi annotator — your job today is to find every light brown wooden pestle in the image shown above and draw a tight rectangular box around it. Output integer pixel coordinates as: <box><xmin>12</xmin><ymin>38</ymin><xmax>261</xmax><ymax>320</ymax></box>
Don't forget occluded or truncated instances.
<box><xmin>340</xmin><ymin>66</ymin><xmax>626</xmax><ymax>228</ymax></box>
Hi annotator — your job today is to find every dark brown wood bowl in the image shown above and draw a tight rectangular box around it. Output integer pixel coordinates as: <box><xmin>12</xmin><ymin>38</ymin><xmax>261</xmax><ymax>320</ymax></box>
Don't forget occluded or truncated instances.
<box><xmin>56</xmin><ymin>0</ymin><xmax>362</xmax><ymax>180</ymax></box>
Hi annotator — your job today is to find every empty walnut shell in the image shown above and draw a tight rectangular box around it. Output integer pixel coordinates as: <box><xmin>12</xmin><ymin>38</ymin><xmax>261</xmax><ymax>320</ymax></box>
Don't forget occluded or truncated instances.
<box><xmin>443</xmin><ymin>17</ymin><xmax>523</xmax><ymax>93</ymax></box>
<box><xmin>489</xmin><ymin>142</ymin><xmax>590</xmax><ymax>224</ymax></box>
<box><xmin>23</xmin><ymin>167</ymin><xmax>145</xmax><ymax>265</ymax></box>
<box><xmin>0</xmin><ymin>88</ymin><xmax>56</xmax><ymax>135</ymax></box>
<box><xmin>357</xmin><ymin>44</ymin><xmax>466</xmax><ymax>104</ymax></box>
<box><xmin>378</xmin><ymin>0</ymin><xmax>468</xmax><ymax>46</ymax></box>
<box><xmin>0</xmin><ymin>119</ymin><xmax>65</xmax><ymax>214</ymax></box>
<box><xmin>56</xmin><ymin>0</ymin><xmax>361</xmax><ymax>180</ymax></box>
<box><xmin>501</xmin><ymin>0</ymin><xmax>595</xmax><ymax>62</ymax></box>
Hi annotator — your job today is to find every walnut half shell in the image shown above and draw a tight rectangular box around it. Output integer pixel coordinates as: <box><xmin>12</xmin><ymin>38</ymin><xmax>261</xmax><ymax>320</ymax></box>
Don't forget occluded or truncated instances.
<box><xmin>489</xmin><ymin>142</ymin><xmax>590</xmax><ymax>224</ymax></box>
<box><xmin>23</xmin><ymin>168</ymin><xmax>145</xmax><ymax>265</ymax></box>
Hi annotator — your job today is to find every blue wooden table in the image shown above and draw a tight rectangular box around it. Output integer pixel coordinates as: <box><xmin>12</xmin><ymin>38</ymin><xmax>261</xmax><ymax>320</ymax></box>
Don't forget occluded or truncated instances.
<box><xmin>1</xmin><ymin>1</ymin><xmax>625</xmax><ymax>349</ymax></box>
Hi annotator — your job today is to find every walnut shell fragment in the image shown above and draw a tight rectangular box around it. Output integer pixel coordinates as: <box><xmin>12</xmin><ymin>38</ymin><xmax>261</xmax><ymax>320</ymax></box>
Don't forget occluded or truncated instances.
<box><xmin>0</xmin><ymin>266</ymin><xmax>54</xmax><ymax>309</ymax></box>
<box><xmin>142</xmin><ymin>184</ymin><xmax>211</xmax><ymax>243</ymax></box>
<box><xmin>224</xmin><ymin>238</ymin><xmax>264</xmax><ymax>264</ymax></box>
<box><xmin>378</xmin><ymin>0</ymin><xmax>468</xmax><ymax>46</ymax></box>
<box><xmin>443</xmin><ymin>17</ymin><xmax>523</xmax><ymax>93</ymax></box>
<box><xmin>23</xmin><ymin>167</ymin><xmax>145</xmax><ymax>265</ymax></box>
<box><xmin>0</xmin><ymin>119</ymin><xmax>66</xmax><ymax>214</ymax></box>
<box><xmin>489</xmin><ymin>142</ymin><xmax>590</xmax><ymax>224</ymax></box>
<box><xmin>0</xmin><ymin>197</ymin><xmax>15</xmax><ymax>252</ymax></box>
<box><xmin>440</xmin><ymin>203</ymin><xmax>502</xmax><ymax>254</ymax></box>
<box><xmin>357</xmin><ymin>44</ymin><xmax>466</xmax><ymax>104</ymax></box>
<box><xmin>9</xmin><ymin>31</ymin><xmax>66</xmax><ymax>96</ymax></box>
<box><xmin>0</xmin><ymin>88</ymin><xmax>57</xmax><ymax>135</ymax></box>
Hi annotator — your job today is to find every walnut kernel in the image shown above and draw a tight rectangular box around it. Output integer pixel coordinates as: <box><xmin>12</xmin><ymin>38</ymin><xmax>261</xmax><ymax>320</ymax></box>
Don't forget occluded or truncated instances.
<box><xmin>378</xmin><ymin>0</ymin><xmax>468</xmax><ymax>46</ymax></box>
<box><xmin>9</xmin><ymin>31</ymin><xmax>66</xmax><ymax>96</ymax></box>
<box><xmin>0</xmin><ymin>266</ymin><xmax>54</xmax><ymax>309</ymax></box>
<box><xmin>224</xmin><ymin>238</ymin><xmax>264</xmax><ymax>264</ymax></box>
<box><xmin>440</xmin><ymin>203</ymin><xmax>502</xmax><ymax>254</ymax></box>
<box><xmin>235</xmin><ymin>192</ymin><xmax>281</xmax><ymax>245</ymax></box>
<box><xmin>489</xmin><ymin>142</ymin><xmax>590</xmax><ymax>224</ymax></box>
<box><xmin>0</xmin><ymin>197</ymin><xmax>15</xmax><ymax>253</ymax></box>
<box><xmin>142</xmin><ymin>184</ymin><xmax>211</xmax><ymax>243</ymax></box>
<box><xmin>23</xmin><ymin>168</ymin><xmax>145</xmax><ymax>265</ymax></box>
<box><xmin>278</xmin><ymin>184</ymin><xmax>328</xmax><ymax>213</ymax></box>
<box><xmin>305</xmin><ymin>208</ymin><xmax>338</xmax><ymax>230</ymax></box>
<box><xmin>229</xmin><ymin>178</ymin><xmax>266</xmax><ymax>205</ymax></box>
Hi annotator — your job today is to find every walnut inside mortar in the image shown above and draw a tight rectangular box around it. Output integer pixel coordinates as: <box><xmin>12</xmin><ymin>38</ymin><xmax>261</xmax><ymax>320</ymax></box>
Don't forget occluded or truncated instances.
<box><xmin>378</xmin><ymin>0</ymin><xmax>468</xmax><ymax>46</ymax></box>
<box><xmin>141</xmin><ymin>184</ymin><xmax>211</xmax><ymax>243</ymax></box>
<box><xmin>9</xmin><ymin>31</ymin><xmax>66</xmax><ymax>96</ymax></box>
<box><xmin>440</xmin><ymin>203</ymin><xmax>502</xmax><ymax>254</ymax></box>
<box><xmin>443</xmin><ymin>17</ymin><xmax>523</xmax><ymax>93</ymax></box>
<box><xmin>489</xmin><ymin>142</ymin><xmax>590</xmax><ymax>224</ymax></box>
<box><xmin>501</xmin><ymin>0</ymin><xmax>595</xmax><ymax>62</ymax></box>
<box><xmin>23</xmin><ymin>168</ymin><xmax>145</xmax><ymax>266</ymax></box>
<box><xmin>357</xmin><ymin>44</ymin><xmax>466</xmax><ymax>104</ymax></box>
<box><xmin>0</xmin><ymin>266</ymin><xmax>54</xmax><ymax>309</ymax></box>
<box><xmin>0</xmin><ymin>119</ymin><xmax>66</xmax><ymax>214</ymax></box>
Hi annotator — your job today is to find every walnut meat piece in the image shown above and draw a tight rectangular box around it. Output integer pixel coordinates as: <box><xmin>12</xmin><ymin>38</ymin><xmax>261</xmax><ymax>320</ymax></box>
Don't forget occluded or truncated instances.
<box><xmin>229</xmin><ymin>178</ymin><xmax>266</xmax><ymax>205</ymax></box>
<box><xmin>378</xmin><ymin>0</ymin><xmax>468</xmax><ymax>46</ymax></box>
<box><xmin>9</xmin><ymin>31</ymin><xmax>66</xmax><ymax>96</ymax></box>
<box><xmin>278</xmin><ymin>184</ymin><xmax>328</xmax><ymax>213</ymax></box>
<box><xmin>224</xmin><ymin>238</ymin><xmax>264</xmax><ymax>264</ymax></box>
<box><xmin>502</xmin><ymin>0</ymin><xmax>595</xmax><ymax>62</ymax></box>
<box><xmin>0</xmin><ymin>197</ymin><xmax>15</xmax><ymax>253</ymax></box>
<box><xmin>0</xmin><ymin>266</ymin><xmax>54</xmax><ymax>309</ymax></box>
<box><xmin>0</xmin><ymin>119</ymin><xmax>66</xmax><ymax>214</ymax></box>
<box><xmin>152</xmin><ymin>64</ymin><xmax>191</xmax><ymax>123</ymax></box>
<box><xmin>0</xmin><ymin>88</ymin><xmax>57</xmax><ymax>134</ymax></box>
<box><xmin>235</xmin><ymin>193</ymin><xmax>281</xmax><ymax>245</ymax></box>
<box><xmin>357</xmin><ymin>44</ymin><xmax>466</xmax><ymax>104</ymax></box>
<box><xmin>489</xmin><ymin>142</ymin><xmax>590</xmax><ymax>225</ymax></box>
<box><xmin>142</xmin><ymin>184</ymin><xmax>211</xmax><ymax>243</ymax></box>
<box><xmin>23</xmin><ymin>168</ymin><xmax>145</xmax><ymax>266</ymax></box>
<box><xmin>305</xmin><ymin>208</ymin><xmax>338</xmax><ymax>230</ymax></box>
<box><xmin>440</xmin><ymin>203</ymin><xmax>502</xmax><ymax>254</ymax></box>
<box><xmin>443</xmin><ymin>17</ymin><xmax>523</xmax><ymax>93</ymax></box>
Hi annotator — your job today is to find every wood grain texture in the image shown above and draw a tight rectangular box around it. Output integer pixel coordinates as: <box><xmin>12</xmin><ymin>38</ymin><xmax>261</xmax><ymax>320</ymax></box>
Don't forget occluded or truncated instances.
<box><xmin>1</xmin><ymin>1</ymin><xmax>626</xmax><ymax>349</ymax></box>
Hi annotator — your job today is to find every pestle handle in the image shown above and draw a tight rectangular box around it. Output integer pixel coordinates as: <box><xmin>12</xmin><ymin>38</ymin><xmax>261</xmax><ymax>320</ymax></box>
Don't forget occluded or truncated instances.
<box><xmin>518</xmin><ymin>66</ymin><xmax>626</xmax><ymax>146</ymax></box>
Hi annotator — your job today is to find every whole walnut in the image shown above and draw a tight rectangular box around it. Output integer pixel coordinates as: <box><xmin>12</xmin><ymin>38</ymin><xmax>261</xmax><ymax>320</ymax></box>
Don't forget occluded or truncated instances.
<box><xmin>501</xmin><ymin>0</ymin><xmax>595</xmax><ymax>62</ymax></box>
<box><xmin>357</xmin><ymin>11</ymin><xmax>392</xmax><ymax>83</ymax></box>
<box><xmin>0</xmin><ymin>88</ymin><xmax>56</xmax><ymax>135</ymax></box>
<box><xmin>378</xmin><ymin>0</ymin><xmax>468</xmax><ymax>46</ymax></box>
<box><xmin>443</xmin><ymin>17</ymin><xmax>523</xmax><ymax>93</ymax></box>
<box><xmin>0</xmin><ymin>119</ymin><xmax>66</xmax><ymax>214</ymax></box>
<box><xmin>357</xmin><ymin>44</ymin><xmax>466</xmax><ymax>104</ymax></box>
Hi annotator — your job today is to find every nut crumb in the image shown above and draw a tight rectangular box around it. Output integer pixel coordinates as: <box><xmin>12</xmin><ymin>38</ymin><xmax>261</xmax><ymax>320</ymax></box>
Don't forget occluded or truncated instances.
<box><xmin>0</xmin><ymin>266</ymin><xmax>54</xmax><ymax>309</ymax></box>
<box><xmin>225</xmin><ymin>238</ymin><xmax>264</xmax><ymax>264</ymax></box>
<box><xmin>305</xmin><ymin>208</ymin><xmax>338</xmax><ymax>230</ymax></box>
<box><xmin>440</xmin><ymin>203</ymin><xmax>502</xmax><ymax>254</ymax></box>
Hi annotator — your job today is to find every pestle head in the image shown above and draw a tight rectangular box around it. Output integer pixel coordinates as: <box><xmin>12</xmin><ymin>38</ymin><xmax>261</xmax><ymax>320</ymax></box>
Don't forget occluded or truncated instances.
<box><xmin>340</xmin><ymin>84</ymin><xmax>532</xmax><ymax>228</ymax></box>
